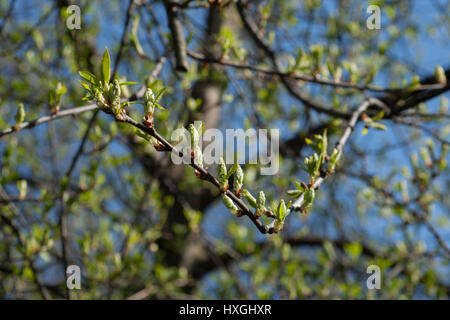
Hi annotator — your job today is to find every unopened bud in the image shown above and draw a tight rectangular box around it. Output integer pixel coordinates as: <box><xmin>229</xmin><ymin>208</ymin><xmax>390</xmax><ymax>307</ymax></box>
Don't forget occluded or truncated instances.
<box><xmin>233</xmin><ymin>165</ymin><xmax>243</xmax><ymax>197</ymax></box>
<box><xmin>218</xmin><ymin>157</ymin><xmax>228</xmax><ymax>189</ymax></box>
<box><xmin>189</xmin><ymin>124</ymin><xmax>199</xmax><ymax>150</ymax></box>
<box><xmin>222</xmin><ymin>194</ymin><xmax>238</xmax><ymax>216</ymax></box>
<box><xmin>243</xmin><ymin>189</ymin><xmax>257</xmax><ymax>208</ymax></box>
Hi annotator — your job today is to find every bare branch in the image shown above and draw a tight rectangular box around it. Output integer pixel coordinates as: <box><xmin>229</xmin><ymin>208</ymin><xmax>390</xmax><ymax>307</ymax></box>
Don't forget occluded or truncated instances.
<box><xmin>0</xmin><ymin>104</ymin><xmax>98</xmax><ymax>138</ymax></box>
<box><xmin>187</xmin><ymin>50</ymin><xmax>447</xmax><ymax>94</ymax></box>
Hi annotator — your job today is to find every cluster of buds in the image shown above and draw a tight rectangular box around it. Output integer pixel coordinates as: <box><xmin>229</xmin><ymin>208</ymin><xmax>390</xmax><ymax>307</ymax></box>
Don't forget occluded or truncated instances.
<box><xmin>286</xmin><ymin>130</ymin><xmax>342</xmax><ymax>216</ymax></box>
<box><xmin>218</xmin><ymin>157</ymin><xmax>248</xmax><ymax>216</ymax></box>
<box><xmin>79</xmin><ymin>49</ymin><xmax>142</xmax><ymax>123</ymax></box>
<box><xmin>287</xmin><ymin>181</ymin><xmax>316</xmax><ymax>214</ymax></box>
<box><xmin>272</xmin><ymin>199</ymin><xmax>291</xmax><ymax>233</ymax></box>
<box><xmin>243</xmin><ymin>190</ymin><xmax>267</xmax><ymax>218</ymax></box>
<box><xmin>78</xmin><ymin>48</ymin><xmax>170</xmax><ymax>149</ymax></box>
<box><xmin>303</xmin><ymin>153</ymin><xmax>322</xmax><ymax>182</ymax></box>
<box><xmin>303</xmin><ymin>129</ymin><xmax>344</xmax><ymax>180</ymax></box>
<box><xmin>217</xmin><ymin>157</ymin><xmax>243</xmax><ymax>194</ymax></box>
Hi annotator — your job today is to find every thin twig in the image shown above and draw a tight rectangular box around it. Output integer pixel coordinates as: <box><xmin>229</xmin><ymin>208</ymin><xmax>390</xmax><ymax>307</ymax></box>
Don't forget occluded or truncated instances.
<box><xmin>289</xmin><ymin>98</ymin><xmax>381</xmax><ymax>212</ymax></box>
<box><xmin>391</xmin><ymin>117</ymin><xmax>450</xmax><ymax>145</ymax></box>
<box><xmin>0</xmin><ymin>104</ymin><xmax>98</xmax><ymax>138</ymax></box>
<box><xmin>187</xmin><ymin>50</ymin><xmax>447</xmax><ymax>94</ymax></box>
<box><xmin>0</xmin><ymin>96</ymin><xmax>383</xmax><ymax>234</ymax></box>
<box><xmin>0</xmin><ymin>197</ymin><xmax>49</xmax><ymax>203</ymax></box>
<box><xmin>235</xmin><ymin>1</ymin><xmax>350</xmax><ymax>119</ymax></box>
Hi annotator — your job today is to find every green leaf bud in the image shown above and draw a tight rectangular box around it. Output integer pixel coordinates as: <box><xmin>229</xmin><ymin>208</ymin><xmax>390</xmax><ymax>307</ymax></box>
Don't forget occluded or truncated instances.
<box><xmin>256</xmin><ymin>191</ymin><xmax>266</xmax><ymax>211</ymax></box>
<box><xmin>144</xmin><ymin>88</ymin><xmax>155</xmax><ymax>115</ymax></box>
<box><xmin>193</xmin><ymin>145</ymin><xmax>203</xmax><ymax>167</ymax></box>
<box><xmin>328</xmin><ymin>148</ymin><xmax>340</xmax><ymax>171</ymax></box>
<box><xmin>15</xmin><ymin>103</ymin><xmax>26</xmax><ymax>126</ymax></box>
<box><xmin>189</xmin><ymin>123</ymin><xmax>199</xmax><ymax>150</ymax></box>
<box><xmin>243</xmin><ymin>189</ymin><xmax>257</xmax><ymax>208</ymax></box>
<box><xmin>218</xmin><ymin>157</ymin><xmax>228</xmax><ymax>188</ymax></box>
<box><xmin>222</xmin><ymin>194</ymin><xmax>238</xmax><ymax>216</ymax></box>
<box><xmin>233</xmin><ymin>164</ymin><xmax>243</xmax><ymax>196</ymax></box>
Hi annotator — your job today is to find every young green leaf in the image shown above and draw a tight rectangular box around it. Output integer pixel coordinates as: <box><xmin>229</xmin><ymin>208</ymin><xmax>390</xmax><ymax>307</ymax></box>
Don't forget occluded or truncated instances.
<box><xmin>80</xmin><ymin>80</ymin><xmax>92</xmax><ymax>92</ymax></box>
<box><xmin>154</xmin><ymin>87</ymin><xmax>166</xmax><ymax>104</ymax></box>
<box><xmin>275</xmin><ymin>199</ymin><xmax>287</xmax><ymax>221</ymax></box>
<box><xmin>369</xmin><ymin>122</ymin><xmax>387</xmax><ymax>131</ymax></box>
<box><xmin>225</xmin><ymin>162</ymin><xmax>238</xmax><ymax>180</ymax></box>
<box><xmin>296</xmin><ymin>181</ymin><xmax>305</xmax><ymax>191</ymax></box>
<box><xmin>287</xmin><ymin>189</ymin><xmax>302</xmax><ymax>197</ymax></box>
<box><xmin>79</xmin><ymin>71</ymin><xmax>98</xmax><ymax>86</ymax></box>
<box><xmin>101</xmin><ymin>48</ymin><xmax>111</xmax><ymax>85</ymax></box>
<box><xmin>328</xmin><ymin>148</ymin><xmax>340</xmax><ymax>171</ymax></box>
<box><xmin>372</xmin><ymin>110</ymin><xmax>385</xmax><ymax>121</ymax></box>
<box><xmin>119</xmin><ymin>81</ymin><xmax>137</xmax><ymax>86</ymax></box>
<box><xmin>362</xmin><ymin>127</ymin><xmax>369</xmax><ymax>135</ymax></box>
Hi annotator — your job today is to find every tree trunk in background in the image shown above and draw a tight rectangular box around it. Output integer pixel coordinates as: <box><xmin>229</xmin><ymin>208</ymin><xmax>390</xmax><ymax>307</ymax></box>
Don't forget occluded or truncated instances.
<box><xmin>151</xmin><ymin>3</ymin><xmax>225</xmax><ymax>289</ymax></box>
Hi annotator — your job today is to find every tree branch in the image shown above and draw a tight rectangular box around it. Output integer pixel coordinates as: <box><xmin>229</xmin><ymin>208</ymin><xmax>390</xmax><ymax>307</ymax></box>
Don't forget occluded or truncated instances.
<box><xmin>289</xmin><ymin>98</ymin><xmax>383</xmax><ymax>212</ymax></box>
<box><xmin>236</xmin><ymin>0</ymin><xmax>350</xmax><ymax>119</ymax></box>
<box><xmin>187</xmin><ymin>50</ymin><xmax>448</xmax><ymax>94</ymax></box>
<box><xmin>0</xmin><ymin>104</ymin><xmax>98</xmax><ymax>138</ymax></box>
